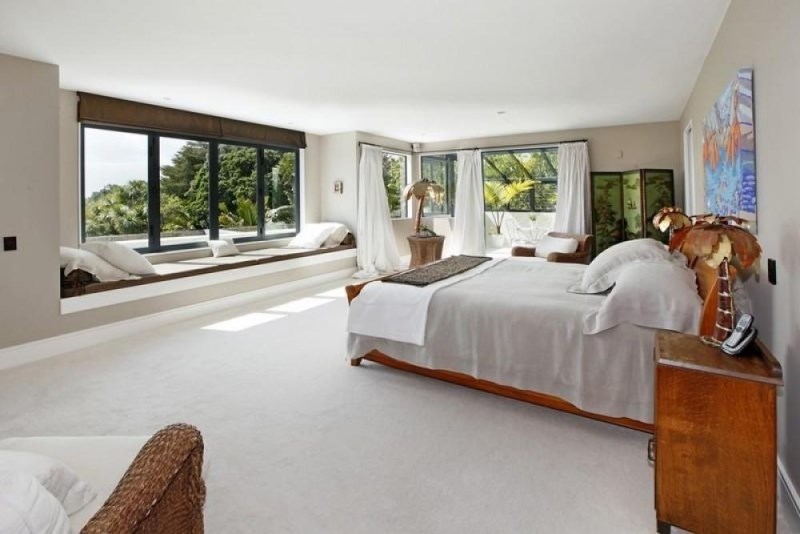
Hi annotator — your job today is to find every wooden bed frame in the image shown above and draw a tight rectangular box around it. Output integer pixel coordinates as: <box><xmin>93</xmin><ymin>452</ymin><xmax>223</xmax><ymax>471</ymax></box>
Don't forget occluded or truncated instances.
<box><xmin>345</xmin><ymin>254</ymin><xmax>721</xmax><ymax>434</ymax></box>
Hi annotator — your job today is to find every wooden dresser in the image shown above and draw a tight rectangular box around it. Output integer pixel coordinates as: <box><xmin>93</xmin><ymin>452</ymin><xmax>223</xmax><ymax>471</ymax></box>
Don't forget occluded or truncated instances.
<box><xmin>653</xmin><ymin>331</ymin><xmax>783</xmax><ymax>534</ymax></box>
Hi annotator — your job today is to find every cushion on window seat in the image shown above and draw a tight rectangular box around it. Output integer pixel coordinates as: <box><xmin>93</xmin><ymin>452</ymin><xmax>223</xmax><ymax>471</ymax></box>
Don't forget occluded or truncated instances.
<box><xmin>60</xmin><ymin>236</ymin><xmax>355</xmax><ymax>298</ymax></box>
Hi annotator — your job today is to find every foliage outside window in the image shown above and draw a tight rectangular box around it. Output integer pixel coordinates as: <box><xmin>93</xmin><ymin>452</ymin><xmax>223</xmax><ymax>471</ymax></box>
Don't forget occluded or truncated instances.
<box><xmin>382</xmin><ymin>151</ymin><xmax>409</xmax><ymax>218</ymax></box>
<box><xmin>82</xmin><ymin>125</ymin><xmax>299</xmax><ymax>251</ymax></box>
<box><xmin>482</xmin><ymin>148</ymin><xmax>559</xmax><ymax>212</ymax></box>
<box><xmin>420</xmin><ymin>153</ymin><xmax>457</xmax><ymax>216</ymax></box>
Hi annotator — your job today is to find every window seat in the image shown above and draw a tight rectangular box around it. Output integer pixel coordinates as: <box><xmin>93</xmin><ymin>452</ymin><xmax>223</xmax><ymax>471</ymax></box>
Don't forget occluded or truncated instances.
<box><xmin>61</xmin><ymin>236</ymin><xmax>355</xmax><ymax>299</ymax></box>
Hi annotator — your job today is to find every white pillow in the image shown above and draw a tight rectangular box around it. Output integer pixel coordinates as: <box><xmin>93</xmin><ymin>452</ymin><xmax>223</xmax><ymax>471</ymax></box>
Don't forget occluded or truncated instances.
<box><xmin>59</xmin><ymin>247</ymin><xmax>81</xmax><ymax>269</ymax></box>
<box><xmin>207</xmin><ymin>239</ymin><xmax>240</xmax><ymax>258</ymax></box>
<box><xmin>0</xmin><ymin>472</ymin><xmax>70</xmax><ymax>534</ymax></box>
<box><xmin>0</xmin><ymin>451</ymin><xmax>96</xmax><ymax>515</ymax></box>
<box><xmin>63</xmin><ymin>249</ymin><xmax>137</xmax><ymax>283</ymax></box>
<box><xmin>322</xmin><ymin>224</ymin><xmax>350</xmax><ymax>247</ymax></box>
<box><xmin>80</xmin><ymin>241</ymin><xmax>156</xmax><ymax>276</ymax></box>
<box><xmin>287</xmin><ymin>223</ymin><xmax>338</xmax><ymax>249</ymax></box>
<box><xmin>570</xmin><ymin>238</ymin><xmax>672</xmax><ymax>294</ymax></box>
<box><xmin>534</xmin><ymin>235</ymin><xmax>578</xmax><ymax>258</ymax></box>
<box><xmin>583</xmin><ymin>260</ymin><xmax>702</xmax><ymax>335</ymax></box>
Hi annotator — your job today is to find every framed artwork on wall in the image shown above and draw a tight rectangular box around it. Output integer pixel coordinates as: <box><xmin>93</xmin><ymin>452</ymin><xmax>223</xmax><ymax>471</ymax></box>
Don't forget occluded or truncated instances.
<box><xmin>703</xmin><ymin>67</ymin><xmax>757</xmax><ymax>231</ymax></box>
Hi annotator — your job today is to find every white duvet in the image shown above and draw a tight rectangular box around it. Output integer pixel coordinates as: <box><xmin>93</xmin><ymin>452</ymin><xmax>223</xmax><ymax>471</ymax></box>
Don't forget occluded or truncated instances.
<box><xmin>347</xmin><ymin>258</ymin><xmax>658</xmax><ymax>423</ymax></box>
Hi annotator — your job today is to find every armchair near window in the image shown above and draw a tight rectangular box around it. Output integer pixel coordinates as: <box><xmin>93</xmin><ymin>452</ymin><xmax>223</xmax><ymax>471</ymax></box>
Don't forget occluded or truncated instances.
<box><xmin>511</xmin><ymin>232</ymin><xmax>593</xmax><ymax>264</ymax></box>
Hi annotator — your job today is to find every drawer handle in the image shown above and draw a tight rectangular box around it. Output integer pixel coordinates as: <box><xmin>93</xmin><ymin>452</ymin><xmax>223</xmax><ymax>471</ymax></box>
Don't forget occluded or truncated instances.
<box><xmin>648</xmin><ymin>438</ymin><xmax>656</xmax><ymax>462</ymax></box>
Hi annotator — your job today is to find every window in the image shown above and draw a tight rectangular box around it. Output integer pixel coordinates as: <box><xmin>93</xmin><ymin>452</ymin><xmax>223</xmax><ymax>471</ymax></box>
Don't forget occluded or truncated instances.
<box><xmin>218</xmin><ymin>144</ymin><xmax>258</xmax><ymax>240</ymax></box>
<box><xmin>420</xmin><ymin>153</ymin><xmax>457</xmax><ymax>216</ymax></box>
<box><xmin>382</xmin><ymin>151</ymin><xmax>410</xmax><ymax>218</ymax></box>
<box><xmin>264</xmin><ymin>148</ymin><xmax>298</xmax><ymax>235</ymax></box>
<box><xmin>81</xmin><ymin>125</ymin><xmax>301</xmax><ymax>252</ymax></box>
<box><xmin>482</xmin><ymin>148</ymin><xmax>559</xmax><ymax>213</ymax></box>
<box><xmin>159</xmin><ymin>138</ymin><xmax>209</xmax><ymax>248</ymax></box>
<box><xmin>83</xmin><ymin>128</ymin><xmax>150</xmax><ymax>248</ymax></box>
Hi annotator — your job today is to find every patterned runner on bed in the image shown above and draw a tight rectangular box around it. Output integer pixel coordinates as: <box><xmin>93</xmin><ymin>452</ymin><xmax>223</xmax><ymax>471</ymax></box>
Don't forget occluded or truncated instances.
<box><xmin>384</xmin><ymin>255</ymin><xmax>492</xmax><ymax>287</ymax></box>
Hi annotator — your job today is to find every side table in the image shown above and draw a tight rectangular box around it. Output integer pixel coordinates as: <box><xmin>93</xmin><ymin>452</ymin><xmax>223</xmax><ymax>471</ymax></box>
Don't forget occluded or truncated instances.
<box><xmin>407</xmin><ymin>235</ymin><xmax>445</xmax><ymax>267</ymax></box>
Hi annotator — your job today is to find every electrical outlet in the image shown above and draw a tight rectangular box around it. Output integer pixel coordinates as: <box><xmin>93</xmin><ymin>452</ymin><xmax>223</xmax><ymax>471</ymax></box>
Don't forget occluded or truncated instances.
<box><xmin>768</xmin><ymin>258</ymin><xmax>777</xmax><ymax>285</ymax></box>
<box><xmin>2</xmin><ymin>236</ymin><xmax>16</xmax><ymax>251</ymax></box>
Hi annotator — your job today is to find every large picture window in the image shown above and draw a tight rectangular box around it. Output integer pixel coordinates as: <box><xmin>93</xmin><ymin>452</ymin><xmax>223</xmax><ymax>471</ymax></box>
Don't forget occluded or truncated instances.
<box><xmin>420</xmin><ymin>153</ymin><xmax>457</xmax><ymax>216</ymax></box>
<box><xmin>382</xmin><ymin>151</ymin><xmax>410</xmax><ymax>218</ymax></box>
<box><xmin>81</xmin><ymin>125</ymin><xmax>300</xmax><ymax>252</ymax></box>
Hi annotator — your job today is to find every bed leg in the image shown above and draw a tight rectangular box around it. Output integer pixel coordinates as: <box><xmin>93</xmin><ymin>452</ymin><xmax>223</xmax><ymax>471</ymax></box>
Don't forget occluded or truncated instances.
<box><xmin>350</xmin><ymin>358</ymin><xmax>363</xmax><ymax>367</ymax></box>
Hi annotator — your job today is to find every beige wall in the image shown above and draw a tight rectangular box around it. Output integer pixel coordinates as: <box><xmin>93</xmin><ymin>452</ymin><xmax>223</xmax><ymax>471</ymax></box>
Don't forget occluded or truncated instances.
<box><xmin>420</xmin><ymin>121</ymin><xmax>683</xmax><ymax>206</ymax></box>
<box><xmin>680</xmin><ymin>0</ymin><xmax>800</xmax><ymax>489</ymax></box>
<box><xmin>59</xmin><ymin>90</ymin><xmax>80</xmax><ymax>246</ymax></box>
<box><xmin>0</xmin><ymin>65</ymin><xmax>351</xmax><ymax>352</ymax></box>
<box><xmin>0</xmin><ymin>54</ymin><xmax>61</xmax><ymax>349</ymax></box>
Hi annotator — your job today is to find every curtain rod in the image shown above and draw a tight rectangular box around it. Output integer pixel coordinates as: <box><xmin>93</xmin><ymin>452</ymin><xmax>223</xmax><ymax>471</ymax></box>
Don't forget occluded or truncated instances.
<box><xmin>358</xmin><ymin>141</ymin><xmax>412</xmax><ymax>155</ymax></box>
<box><xmin>415</xmin><ymin>138</ymin><xmax>587</xmax><ymax>154</ymax></box>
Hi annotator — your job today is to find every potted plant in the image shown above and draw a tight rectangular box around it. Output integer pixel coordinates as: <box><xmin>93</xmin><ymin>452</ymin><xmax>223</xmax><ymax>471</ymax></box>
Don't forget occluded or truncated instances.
<box><xmin>483</xmin><ymin>179</ymin><xmax>535</xmax><ymax>247</ymax></box>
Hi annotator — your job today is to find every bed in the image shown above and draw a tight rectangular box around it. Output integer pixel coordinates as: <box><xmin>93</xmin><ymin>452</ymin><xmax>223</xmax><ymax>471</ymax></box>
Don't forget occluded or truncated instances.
<box><xmin>345</xmin><ymin>245</ymin><xmax>720</xmax><ymax>433</ymax></box>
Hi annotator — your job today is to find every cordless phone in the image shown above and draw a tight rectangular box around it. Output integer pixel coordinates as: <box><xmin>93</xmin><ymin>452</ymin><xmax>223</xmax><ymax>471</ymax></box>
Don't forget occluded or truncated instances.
<box><xmin>721</xmin><ymin>313</ymin><xmax>756</xmax><ymax>356</ymax></box>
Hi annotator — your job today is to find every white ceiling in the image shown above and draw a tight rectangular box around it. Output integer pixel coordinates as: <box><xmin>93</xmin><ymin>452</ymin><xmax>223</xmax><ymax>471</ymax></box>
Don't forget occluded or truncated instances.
<box><xmin>0</xmin><ymin>0</ymin><xmax>729</xmax><ymax>142</ymax></box>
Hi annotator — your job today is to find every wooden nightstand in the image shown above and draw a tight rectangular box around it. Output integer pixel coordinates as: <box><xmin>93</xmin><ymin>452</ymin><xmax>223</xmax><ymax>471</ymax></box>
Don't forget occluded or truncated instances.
<box><xmin>407</xmin><ymin>235</ymin><xmax>445</xmax><ymax>267</ymax></box>
<box><xmin>653</xmin><ymin>331</ymin><xmax>783</xmax><ymax>534</ymax></box>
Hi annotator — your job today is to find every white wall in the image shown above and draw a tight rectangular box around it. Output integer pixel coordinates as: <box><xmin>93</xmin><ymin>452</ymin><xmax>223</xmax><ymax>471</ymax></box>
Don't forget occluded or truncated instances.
<box><xmin>680</xmin><ymin>0</ymin><xmax>800</xmax><ymax>492</ymax></box>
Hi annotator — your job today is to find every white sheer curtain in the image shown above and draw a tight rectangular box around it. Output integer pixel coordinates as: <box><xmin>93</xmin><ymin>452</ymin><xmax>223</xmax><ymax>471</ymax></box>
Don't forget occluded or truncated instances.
<box><xmin>448</xmin><ymin>150</ymin><xmax>485</xmax><ymax>256</ymax></box>
<box><xmin>553</xmin><ymin>141</ymin><xmax>590</xmax><ymax>234</ymax></box>
<box><xmin>354</xmin><ymin>145</ymin><xmax>402</xmax><ymax>278</ymax></box>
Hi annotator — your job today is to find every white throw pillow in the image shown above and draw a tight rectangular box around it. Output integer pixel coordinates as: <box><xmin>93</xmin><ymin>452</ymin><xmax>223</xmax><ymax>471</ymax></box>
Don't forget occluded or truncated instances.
<box><xmin>59</xmin><ymin>247</ymin><xmax>82</xmax><ymax>269</ymax></box>
<box><xmin>81</xmin><ymin>241</ymin><xmax>156</xmax><ymax>276</ymax></box>
<box><xmin>63</xmin><ymin>249</ymin><xmax>137</xmax><ymax>283</ymax></box>
<box><xmin>322</xmin><ymin>224</ymin><xmax>350</xmax><ymax>247</ymax></box>
<box><xmin>0</xmin><ymin>451</ymin><xmax>96</xmax><ymax>515</ymax></box>
<box><xmin>207</xmin><ymin>239</ymin><xmax>240</xmax><ymax>258</ymax></box>
<box><xmin>569</xmin><ymin>238</ymin><xmax>672</xmax><ymax>294</ymax></box>
<box><xmin>0</xmin><ymin>472</ymin><xmax>70</xmax><ymax>534</ymax></box>
<box><xmin>533</xmin><ymin>235</ymin><xmax>579</xmax><ymax>258</ymax></box>
<box><xmin>583</xmin><ymin>260</ymin><xmax>702</xmax><ymax>335</ymax></box>
<box><xmin>287</xmin><ymin>223</ymin><xmax>338</xmax><ymax>249</ymax></box>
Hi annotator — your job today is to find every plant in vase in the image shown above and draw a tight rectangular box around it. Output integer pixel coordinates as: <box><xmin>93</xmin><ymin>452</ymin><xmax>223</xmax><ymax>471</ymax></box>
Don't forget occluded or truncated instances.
<box><xmin>403</xmin><ymin>179</ymin><xmax>445</xmax><ymax>237</ymax></box>
<box><xmin>483</xmin><ymin>180</ymin><xmax>535</xmax><ymax>246</ymax></box>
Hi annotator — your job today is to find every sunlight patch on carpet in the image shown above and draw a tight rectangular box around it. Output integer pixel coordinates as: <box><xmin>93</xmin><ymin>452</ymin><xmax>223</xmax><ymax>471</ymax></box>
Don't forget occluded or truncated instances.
<box><xmin>202</xmin><ymin>312</ymin><xmax>286</xmax><ymax>332</ymax></box>
<box><xmin>314</xmin><ymin>287</ymin><xmax>348</xmax><ymax>299</ymax></box>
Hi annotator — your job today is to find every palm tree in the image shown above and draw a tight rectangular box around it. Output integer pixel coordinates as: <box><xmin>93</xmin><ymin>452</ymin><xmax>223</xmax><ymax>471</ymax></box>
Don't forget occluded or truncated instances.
<box><xmin>483</xmin><ymin>179</ymin><xmax>536</xmax><ymax>235</ymax></box>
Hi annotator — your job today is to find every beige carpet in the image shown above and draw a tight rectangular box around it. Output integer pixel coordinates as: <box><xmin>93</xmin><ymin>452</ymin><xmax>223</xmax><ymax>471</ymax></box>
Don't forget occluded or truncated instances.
<box><xmin>0</xmin><ymin>279</ymin><xmax>797</xmax><ymax>533</ymax></box>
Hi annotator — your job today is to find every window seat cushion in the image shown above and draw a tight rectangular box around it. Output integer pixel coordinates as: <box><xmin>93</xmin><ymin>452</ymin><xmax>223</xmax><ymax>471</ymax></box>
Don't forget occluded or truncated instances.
<box><xmin>61</xmin><ymin>236</ymin><xmax>355</xmax><ymax>298</ymax></box>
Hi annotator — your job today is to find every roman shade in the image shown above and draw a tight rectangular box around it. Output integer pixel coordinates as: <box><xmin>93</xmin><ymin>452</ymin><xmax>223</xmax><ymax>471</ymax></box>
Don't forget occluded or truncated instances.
<box><xmin>77</xmin><ymin>92</ymin><xmax>306</xmax><ymax>149</ymax></box>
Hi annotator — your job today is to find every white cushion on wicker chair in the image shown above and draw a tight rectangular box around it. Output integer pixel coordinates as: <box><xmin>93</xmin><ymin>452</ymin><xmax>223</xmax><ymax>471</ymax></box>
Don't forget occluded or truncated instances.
<box><xmin>0</xmin><ymin>435</ymin><xmax>210</xmax><ymax>531</ymax></box>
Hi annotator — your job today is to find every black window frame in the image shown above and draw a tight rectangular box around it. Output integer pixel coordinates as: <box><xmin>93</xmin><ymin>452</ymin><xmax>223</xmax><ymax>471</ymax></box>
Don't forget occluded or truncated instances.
<box><xmin>80</xmin><ymin>123</ymin><xmax>301</xmax><ymax>253</ymax></box>
<box><xmin>420</xmin><ymin>152</ymin><xmax>457</xmax><ymax>217</ymax></box>
<box><xmin>481</xmin><ymin>147</ymin><xmax>559</xmax><ymax>213</ymax></box>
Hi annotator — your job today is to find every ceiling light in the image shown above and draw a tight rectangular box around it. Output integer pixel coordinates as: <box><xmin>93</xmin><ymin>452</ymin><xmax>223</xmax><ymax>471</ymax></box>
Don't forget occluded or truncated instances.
<box><xmin>497</xmin><ymin>111</ymin><xmax>507</xmax><ymax>115</ymax></box>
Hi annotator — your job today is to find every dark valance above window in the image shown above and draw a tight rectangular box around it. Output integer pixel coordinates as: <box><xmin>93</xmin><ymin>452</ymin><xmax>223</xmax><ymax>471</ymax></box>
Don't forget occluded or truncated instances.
<box><xmin>77</xmin><ymin>92</ymin><xmax>307</xmax><ymax>149</ymax></box>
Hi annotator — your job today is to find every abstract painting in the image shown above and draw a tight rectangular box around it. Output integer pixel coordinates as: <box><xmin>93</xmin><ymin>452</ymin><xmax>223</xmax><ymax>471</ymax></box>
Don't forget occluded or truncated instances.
<box><xmin>703</xmin><ymin>67</ymin><xmax>757</xmax><ymax>230</ymax></box>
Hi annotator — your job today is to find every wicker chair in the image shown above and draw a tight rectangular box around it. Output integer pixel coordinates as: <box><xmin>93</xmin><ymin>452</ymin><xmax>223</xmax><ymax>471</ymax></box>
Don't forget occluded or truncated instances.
<box><xmin>82</xmin><ymin>423</ymin><xmax>206</xmax><ymax>534</ymax></box>
<box><xmin>511</xmin><ymin>232</ymin><xmax>593</xmax><ymax>264</ymax></box>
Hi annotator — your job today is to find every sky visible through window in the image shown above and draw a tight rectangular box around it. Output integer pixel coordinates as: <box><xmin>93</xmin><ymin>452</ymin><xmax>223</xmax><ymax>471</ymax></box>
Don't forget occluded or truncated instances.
<box><xmin>84</xmin><ymin>128</ymin><xmax>185</xmax><ymax>194</ymax></box>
